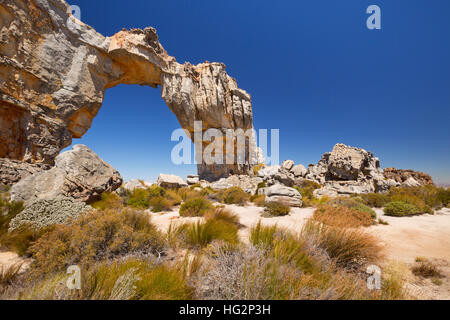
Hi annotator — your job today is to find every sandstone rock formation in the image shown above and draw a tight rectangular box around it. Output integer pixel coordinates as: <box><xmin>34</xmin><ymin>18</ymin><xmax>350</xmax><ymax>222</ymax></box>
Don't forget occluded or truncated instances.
<box><xmin>258</xmin><ymin>184</ymin><xmax>302</xmax><ymax>207</ymax></box>
<box><xmin>383</xmin><ymin>168</ymin><xmax>433</xmax><ymax>186</ymax></box>
<box><xmin>8</xmin><ymin>196</ymin><xmax>91</xmax><ymax>231</ymax></box>
<box><xmin>11</xmin><ymin>145</ymin><xmax>122</xmax><ymax>204</ymax></box>
<box><xmin>0</xmin><ymin>0</ymin><xmax>256</xmax><ymax>181</ymax></box>
<box><xmin>157</xmin><ymin>174</ymin><xmax>188</xmax><ymax>189</ymax></box>
<box><xmin>0</xmin><ymin>158</ymin><xmax>51</xmax><ymax>185</ymax></box>
<box><xmin>306</xmin><ymin>143</ymin><xmax>398</xmax><ymax>197</ymax></box>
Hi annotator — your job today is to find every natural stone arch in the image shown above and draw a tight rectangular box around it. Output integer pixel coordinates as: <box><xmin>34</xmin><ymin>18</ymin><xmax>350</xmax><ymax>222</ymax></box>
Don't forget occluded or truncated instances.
<box><xmin>0</xmin><ymin>0</ymin><xmax>257</xmax><ymax>181</ymax></box>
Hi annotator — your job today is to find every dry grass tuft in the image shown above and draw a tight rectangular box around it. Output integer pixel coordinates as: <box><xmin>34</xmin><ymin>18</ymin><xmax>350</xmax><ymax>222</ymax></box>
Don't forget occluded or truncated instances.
<box><xmin>313</xmin><ymin>205</ymin><xmax>374</xmax><ymax>228</ymax></box>
<box><xmin>411</xmin><ymin>258</ymin><xmax>443</xmax><ymax>279</ymax></box>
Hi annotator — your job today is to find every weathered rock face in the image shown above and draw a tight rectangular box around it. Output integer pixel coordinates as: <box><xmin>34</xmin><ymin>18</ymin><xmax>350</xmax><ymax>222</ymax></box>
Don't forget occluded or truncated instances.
<box><xmin>0</xmin><ymin>0</ymin><xmax>255</xmax><ymax>181</ymax></box>
<box><xmin>383</xmin><ymin>168</ymin><xmax>434</xmax><ymax>186</ymax></box>
<box><xmin>259</xmin><ymin>184</ymin><xmax>302</xmax><ymax>207</ymax></box>
<box><xmin>208</xmin><ymin>175</ymin><xmax>263</xmax><ymax>194</ymax></box>
<box><xmin>11</xmin><ymin>145</ymin><xmax>122</xmax><ymax>204</ymax></box>
<box><xmin>0</xmin><ymin>158</ymin><xmax>51</xmax><ymax>185</ymax></box>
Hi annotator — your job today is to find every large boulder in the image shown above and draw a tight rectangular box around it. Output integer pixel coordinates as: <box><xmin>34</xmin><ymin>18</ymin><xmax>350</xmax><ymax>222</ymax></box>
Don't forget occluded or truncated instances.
<box><xmin>291</xmin><ymin>164</ymin><xmax>307</xmax><ymax>178</ymax></box>
<box><xmin>11</xmin><ymin>145</ymin><xmax>122</xmax><ymax>204</ymax></box>
<box><xmin>157</xmin><ymin>174</ymin><xmax>188</xmax><ymax>189</ymax></box>
<box><xmin>186</xmin><ymin>175</ymin><xmax>200</xmax><ymax>185</ymax></box>
<box><xmin>281</xmin><ymin>160</ymin><xmax>295</xmax><ymax>171</ymax></box>
<box><xmin>9</xmin><ymin>196</ymin><xmax>91</xmax><ymax>231</ymax></box>
<box><xmin>259</xmin><ymin>184</ymin><xmax>302</xmax><ymax>207</ymax></box>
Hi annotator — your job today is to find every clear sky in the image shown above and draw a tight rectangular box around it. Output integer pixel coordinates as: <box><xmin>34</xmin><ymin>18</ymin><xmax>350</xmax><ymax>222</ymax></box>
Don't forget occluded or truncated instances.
<box><xmin>66</xmin><ymin>0</ymin><xmax>450</xmax><ymax>184</ymax></box>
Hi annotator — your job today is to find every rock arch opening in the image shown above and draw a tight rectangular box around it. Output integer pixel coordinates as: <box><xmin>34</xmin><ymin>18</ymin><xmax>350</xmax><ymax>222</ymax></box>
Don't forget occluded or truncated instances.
<box><xmin>0</xmin><ymin>0</ymin><xmax>256</xmax><ymax>181</ymax></box>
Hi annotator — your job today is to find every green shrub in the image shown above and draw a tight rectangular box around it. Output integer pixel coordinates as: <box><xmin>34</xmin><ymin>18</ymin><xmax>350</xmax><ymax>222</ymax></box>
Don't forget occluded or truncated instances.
<box><xmin>177</xmin><ymin>187</ymin><xmax>203</xmax><ymax>202</ymax></box>
<box><xmin>91</xmin><ymin>192</ymin><xmax>123</xmax><ymax>211</ymax></box>
<box><xmin>179</xmin><ymin>198</ymin><xmax>214</xmax><ymax>217</ymax></box>
<box><xmin>29</xmin><ymin>208</ymin><xmax>165</xmax><ymax>276</ymax></box>
<box><xmin>183</xmin><ymin>219</ymin><xmax>239</xmax><ymax>248</ymax></box>
<box><xmin>219</xmin><ymin>187</ymin><xmax>249</xmax><ymax>206</ymax></box>
<box><xmin>384</xmin><ymin>201</ymin><xmax>420</xmax><ymax>217</ymax></box>
<box><xmin>326</xmin><ymin>197</ymin><xmax>377</xmax><ymax>219</ymax></box>
<box><xmin>359</xmin><ymin>193</ymin><xmax>389</xmax><ymax>208</ymax></box>
<box><xmin>250</xmin><ymin>221</ymin><xmax>278</xmax><ymax>248</ymax></box>
<box><xmin>149</xmin><ymin>196</ymin><xmax>171</xmax><ymax>213</ymax></box>
<box><xmin>264</xmin><ymin>201</ymin><xmax>290</xmax><ymax>217</ymax></box>
<box><xmin>205</xmin><ymin>208</ymin><xmax>241</xmax><ymax>228</ymax></box>
<box><xmin>84</xmin><ymin>259</ymin><xmax>193</xmax><ymax>300</ymax></box>
<box><xmin>294</xmin><ymin>180</ymin><xmax>321</xmax><ymax>207</ymax></box>
<box><xmin>0</xmin><ymin>200</ymin><xmax>24</xmax><ymax>237</ymax></box>
<box><xmin>127</xmin><ymin>188</ymin><xmax>150</xmax><ymax>208</ymax></box>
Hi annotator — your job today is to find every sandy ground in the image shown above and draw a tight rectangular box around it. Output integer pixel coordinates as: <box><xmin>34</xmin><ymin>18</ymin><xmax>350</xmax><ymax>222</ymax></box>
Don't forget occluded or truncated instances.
<box><xmin>0</xmin><ymin>251</ymin><xmax>31</xmax><ymax>273</ymax></box>
<box><xmin>368</xmin><ymin>208</ymin><xmax>450</xmax><ymax>263</ymax></box>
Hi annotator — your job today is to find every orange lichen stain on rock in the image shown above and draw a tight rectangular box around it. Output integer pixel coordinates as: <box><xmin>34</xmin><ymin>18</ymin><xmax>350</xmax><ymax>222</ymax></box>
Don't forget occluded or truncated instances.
<box><xmin>68</xmin><ymin>109</ymin><xmax>95</xmax><ymax>139</ymax></box>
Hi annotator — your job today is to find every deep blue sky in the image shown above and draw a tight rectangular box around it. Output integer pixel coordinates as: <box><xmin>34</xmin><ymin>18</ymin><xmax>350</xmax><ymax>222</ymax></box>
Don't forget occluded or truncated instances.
<box><xmin>67</xmin><ymin>0</ymin><xmax>450</xmax><ymax>184</ymax></box>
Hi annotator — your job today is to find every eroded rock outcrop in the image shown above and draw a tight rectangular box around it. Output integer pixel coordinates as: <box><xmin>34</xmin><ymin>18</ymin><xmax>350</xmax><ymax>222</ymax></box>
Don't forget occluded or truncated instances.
<box><xmin>11</xmin><ymin>145</ymin><xmax>122</xmax><ymax>204</ymax></box>
<box><xmin>0</xmin><ymin>158</ymin><xmax>51</xmax><ymax>185</ymax></box>
<box><xmin>306</xmin><ymin>143</ymin><xmax>433</xmax><ymax>197</ymax></box>
<box><xmin>0</xmin><ymin>0</ymin><xmax>256</xmax><ymax>181</ymax></box>
<box><xmin>383</xmin><ymin>168</ymin><xmax>433</xmax><ymax>186</ymax></box>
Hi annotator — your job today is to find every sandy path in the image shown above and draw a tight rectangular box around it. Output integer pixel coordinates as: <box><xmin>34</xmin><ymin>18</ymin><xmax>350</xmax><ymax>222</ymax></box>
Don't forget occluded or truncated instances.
<box><xmin>368</xmin><ymin>208</ymin><xmax>450</xmax><ymax>263</ymax></box>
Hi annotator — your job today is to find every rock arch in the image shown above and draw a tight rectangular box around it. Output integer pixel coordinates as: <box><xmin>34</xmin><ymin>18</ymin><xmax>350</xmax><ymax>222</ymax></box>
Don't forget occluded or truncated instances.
<box><xmin>0</xmin><ymin>0</ymin><xmax>256</xmax><ymax>181</ymax></box>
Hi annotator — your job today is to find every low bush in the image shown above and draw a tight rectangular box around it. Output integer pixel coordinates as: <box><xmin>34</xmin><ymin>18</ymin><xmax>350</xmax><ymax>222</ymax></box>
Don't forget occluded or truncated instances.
<box><xmin>301</xmin><ymin>220</ymin><xmax>383</xmax><ymax>270</ymax></box>
<box><xmin>384</xmin><ymin>201</ymin><xmax>420</xmax><ymax>217</ymax></box>
<box><xmin>411</xmin><ymin>258</ymin><xmax>443</xmax><ymax>278</ymax></box>
<box><xmin>29</xmin><ymin>208</ymin><xmax>165</xmax><ymax>276</ymax></box>
<box><xmin>1</xmin><ymin>224</ymin><xmax>52</xmax><ymax>257</ymax></box>
<box><xmin>219</xmin><ymin>187</ymin><xmax>249</xmax><ymax>206</ymax></box>
<box><xmin>91</xmin><ymin>192</ymin><xmax>123</xmax><ymax>211</ymax></box>
<box><xmin>177</xmin><ymin>187</ymin><xmax>203</xmax><ymax>202</ymax></box>
<box><xmin>205</xmin><ymin>208</ymin><xmax>241</xmax><ymax>228</ymax></box>
<box><xmin>263</xmin><ymin>201</ymin><xmax>290</xmax><ymax>217</ymax></box>
<box><xmin>294</xmin><ymin>180</ymin><xmax>322</xmax><ymax>207</ymax></box>
<box><xmin>359</xmin><ymin>193</ymin><xmax>389</xmax><ymax>208</ymax></box>
<box><xmin>179</xmin><ymin>198</ymin><xmax>214</xmax><ymax>217</ymax></box>
<box><xmin>0</xmin><ymin>200</ymin><xmax>24</xmax><ymax>237</ymax></box>
<box><xmin>250</xmin><ymin>221</ymin><xmax>278</xmax><ymax>248</ymax></box>
<box><xmin>149</xmin><ymin>196</ymin><xmax>171</xmax><ymax>213</ymax></box>
<box><xmin>250</xmin><ymin>194</ymin><xmax>266</xmax><ymax>207</ymax></box>
<box><xmin>84</xmin><ymin>259</ymin><xmax>193</xmax><ymax>300</ymax></box>
<box><xmin>326</xmin><ymin>197</ymin><xmax>377</xmax><ymax>219</ymax></box>
<box><xmin>313</xmin><ymin>205</ymin><xmax>374</xmax><ymax>228</ymax></box>
<box><xmin>180</xmin><ymin>219</ymin><xmax>239</xmax><ymax>248</ymax></box>
<box><xmin>127</xmin><ymin>188</ymin><xmax>151</xmax><ymax>209</ymax></box>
